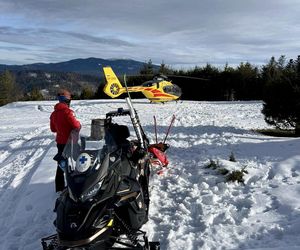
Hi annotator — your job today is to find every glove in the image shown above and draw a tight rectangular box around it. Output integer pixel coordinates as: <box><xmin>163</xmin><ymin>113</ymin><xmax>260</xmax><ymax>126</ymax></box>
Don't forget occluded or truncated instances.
<box><xmin>58</xmin><ymin>159</ymin><xmax>67</xmax><ymax>171</ymax></box>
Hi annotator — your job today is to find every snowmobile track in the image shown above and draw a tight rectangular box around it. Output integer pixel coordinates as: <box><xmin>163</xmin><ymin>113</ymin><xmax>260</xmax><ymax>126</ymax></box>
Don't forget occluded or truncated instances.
<box><xmin>0</xmin><ymin>126</ymin><xmax>54</xmax><ymax>234</ymax></box>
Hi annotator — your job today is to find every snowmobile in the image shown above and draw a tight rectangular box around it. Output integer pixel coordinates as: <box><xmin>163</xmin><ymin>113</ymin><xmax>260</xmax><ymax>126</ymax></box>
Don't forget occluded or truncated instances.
<box><xmin>41</xmin><ymin>98</ymin><xmax>164</xmax><ymax>250</ymax></box>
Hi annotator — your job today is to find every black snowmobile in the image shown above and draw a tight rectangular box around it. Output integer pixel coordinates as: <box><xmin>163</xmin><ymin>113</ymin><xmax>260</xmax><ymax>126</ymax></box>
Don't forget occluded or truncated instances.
<box><xmin>42</xmin><ymin>98</ymin><xmax>160</xmax><ymax>250</ymax></box>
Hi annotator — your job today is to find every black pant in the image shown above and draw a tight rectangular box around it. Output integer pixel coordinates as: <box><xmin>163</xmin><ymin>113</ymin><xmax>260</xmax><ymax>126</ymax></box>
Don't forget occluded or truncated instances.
<box><xmin>55</xmin><ymin>144</ymin><xmax>66</xmax><ymax>192</ymax></box>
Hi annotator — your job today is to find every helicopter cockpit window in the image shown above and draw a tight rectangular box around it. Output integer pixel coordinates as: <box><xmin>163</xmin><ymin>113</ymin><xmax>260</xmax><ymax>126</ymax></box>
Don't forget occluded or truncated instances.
<box><xmin>163</xmin><ymin>85</ymin><xmax>182</xmax><ymax>96</ymax></box>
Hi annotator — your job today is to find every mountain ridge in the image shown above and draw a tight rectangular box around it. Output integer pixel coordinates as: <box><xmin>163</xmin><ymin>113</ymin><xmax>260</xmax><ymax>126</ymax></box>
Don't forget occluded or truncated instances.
<box><xmin>0</xmin><ymin>57</ymin><xmax>159</xmax><ymax>76</ymax></box>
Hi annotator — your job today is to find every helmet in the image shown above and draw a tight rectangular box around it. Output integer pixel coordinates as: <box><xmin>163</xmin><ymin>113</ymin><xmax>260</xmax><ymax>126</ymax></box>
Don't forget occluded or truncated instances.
<box><xmin>57</xmin><ymin>89</ymin><xmax>71</xmax><ymax>103</ymax></box>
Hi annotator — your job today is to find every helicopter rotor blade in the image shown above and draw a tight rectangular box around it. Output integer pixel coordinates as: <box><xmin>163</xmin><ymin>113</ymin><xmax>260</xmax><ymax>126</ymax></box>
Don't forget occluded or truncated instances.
<box><xmin>166</xmin><ymin>75</ymin><xmax>209</xmax><ymax>81</ymax></box>
<box><xmin>109</xmin><ymin>73</ymin><xmax>209</xmax><ymax>81</ymax></box>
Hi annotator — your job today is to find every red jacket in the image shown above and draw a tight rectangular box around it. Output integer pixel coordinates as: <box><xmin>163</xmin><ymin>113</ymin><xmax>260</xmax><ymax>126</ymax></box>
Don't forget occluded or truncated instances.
<box><xmin>50</xmin><ymin>103</ymin><xmax>81</xmax><ymax>144</ymax></box>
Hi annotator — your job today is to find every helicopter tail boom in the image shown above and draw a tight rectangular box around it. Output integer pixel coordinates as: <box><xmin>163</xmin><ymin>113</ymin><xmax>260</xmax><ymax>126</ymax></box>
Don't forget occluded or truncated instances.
<box><xmin>103</xmin><ymin>66</ymin><xmax>126</xmax><ymax>98</ymax></box>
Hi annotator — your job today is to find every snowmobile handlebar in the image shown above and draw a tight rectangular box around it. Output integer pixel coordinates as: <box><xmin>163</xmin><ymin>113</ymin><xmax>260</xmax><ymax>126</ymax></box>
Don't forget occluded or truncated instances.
<box><xmin>106</xmin><ymin>108</ymin><xmax>131</xmax><ymax>118</ymax></box>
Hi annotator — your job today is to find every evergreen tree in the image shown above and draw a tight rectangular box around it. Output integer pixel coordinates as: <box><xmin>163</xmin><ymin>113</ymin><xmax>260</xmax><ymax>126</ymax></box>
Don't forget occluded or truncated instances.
<box><xmin>262</xmin><ymin>55</ymin><xmax>300</xmax><ymax>135</ymax></box>
<box><xmin>158</xmin><ymin>61</ymin><xmax>173</xmax><ymax>75</ymax></box>
<box><xmin>235</xmin><ymin>62</ymin><xmax>261</xmax><ymax>100</ymax></box>
<box><xmin>94</xmin><ymin>82</ymin><xmax>110</xmax><ymax>99</ymax></box>
<box><xmin>28</xmin><ymin>88</ymin><xmax>44</xmax><ymax>101</ymax></box>
<box><xmin>80</xmin><ymin>86</ymin><xmax>95</xmax><ymax>99</ymax></box>
<box><xmin>140</xmin><ymin>59</ymin><xmax>154</xmax><ymax>75</ymax></box>
<box><xmin>0</xmin><ymin>70</ymin><xmax>17</xmax><ymax>106</ymax></box>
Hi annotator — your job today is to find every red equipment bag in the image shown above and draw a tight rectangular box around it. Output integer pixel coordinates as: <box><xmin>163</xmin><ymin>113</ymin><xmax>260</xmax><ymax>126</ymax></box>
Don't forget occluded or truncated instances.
<box><xmin>148</xmin><ymin>145</ymin><xmax>169</xmax><ymax>167</ymax></box>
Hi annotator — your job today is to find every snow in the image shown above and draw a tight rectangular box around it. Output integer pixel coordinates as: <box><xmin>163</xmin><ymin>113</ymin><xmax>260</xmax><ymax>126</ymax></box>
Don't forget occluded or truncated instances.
<box><xmin>0</xmin><ymin>99</ymin><xmax>300</xmax><ymax>250</ymax></box>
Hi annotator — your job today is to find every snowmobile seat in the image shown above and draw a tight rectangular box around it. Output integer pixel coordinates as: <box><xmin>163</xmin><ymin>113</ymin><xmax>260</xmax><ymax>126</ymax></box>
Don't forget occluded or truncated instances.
<box><xmin>108</xmin><ymin>123</ymin><xmax>130</xmax><ymax>148</ymax></box>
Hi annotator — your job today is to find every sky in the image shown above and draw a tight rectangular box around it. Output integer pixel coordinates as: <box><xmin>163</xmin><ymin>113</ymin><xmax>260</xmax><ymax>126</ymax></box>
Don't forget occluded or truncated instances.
<box><xmin>0</xmin><ymin>0</ymin><xmax>299</xmax><ymax>68</ymax></box>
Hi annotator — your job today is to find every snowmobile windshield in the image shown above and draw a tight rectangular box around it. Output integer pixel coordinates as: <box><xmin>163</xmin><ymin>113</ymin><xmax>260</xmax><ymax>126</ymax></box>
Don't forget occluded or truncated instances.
<box><xmin>62</xmin><ymin>128</ymin><xmax>118</xmax><ymax>174</ymax></box>
<box><xmin>62</xmin><ymin>127</ymin><xmax>123</xmax><ymax>202</ymax></box>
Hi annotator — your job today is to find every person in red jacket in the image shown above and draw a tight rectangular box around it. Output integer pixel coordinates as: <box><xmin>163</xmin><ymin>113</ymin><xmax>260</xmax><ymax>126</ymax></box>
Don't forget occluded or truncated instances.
<box><xmin>50</xmin><ymin>89</ymin><xmax>81</xmax><ymax>193</ymax></box>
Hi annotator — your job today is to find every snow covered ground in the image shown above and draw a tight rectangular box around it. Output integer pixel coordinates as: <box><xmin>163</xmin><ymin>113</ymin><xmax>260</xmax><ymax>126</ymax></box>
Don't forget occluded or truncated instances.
<box><xmin>0</xmin><ymin>99</ymin><xmax>300</xmax><ymax>250</ymax></box>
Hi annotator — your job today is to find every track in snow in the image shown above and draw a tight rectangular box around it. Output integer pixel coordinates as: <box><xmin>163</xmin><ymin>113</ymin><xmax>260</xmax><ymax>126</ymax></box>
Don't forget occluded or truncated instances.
<box><xmin>1</xmin><ymin>99</ymin><xmax>300</xmax><ymax>250</ymax></box>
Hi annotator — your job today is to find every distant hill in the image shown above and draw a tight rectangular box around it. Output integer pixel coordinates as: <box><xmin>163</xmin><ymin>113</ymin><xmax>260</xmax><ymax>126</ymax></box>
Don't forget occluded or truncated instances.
<box><xmin>0</xmin><ymin>57</ymin><xmax>159</xmax><ymax>76</ymax></box>
<box><xmin>0</xmin><ymin>58</ymin><xmax>160</xmax><ymax>97</ymax></box>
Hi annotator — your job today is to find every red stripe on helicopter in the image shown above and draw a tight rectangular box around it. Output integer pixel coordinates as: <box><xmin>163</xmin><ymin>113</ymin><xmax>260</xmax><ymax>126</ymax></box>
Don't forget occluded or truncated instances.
<box><xmin>147</xmin><ymin>89</ymin><xmax>172</xmax><ymax>97</ymax></box>
<box><xmin>150</xmin><ymin>89</ymin><xmax>162</xmax><ymax>93</ymax></box>
<box><xmin>153</xmin><ymin>93</ymin><xmax>172</xmax><ymax>97</ymax></box>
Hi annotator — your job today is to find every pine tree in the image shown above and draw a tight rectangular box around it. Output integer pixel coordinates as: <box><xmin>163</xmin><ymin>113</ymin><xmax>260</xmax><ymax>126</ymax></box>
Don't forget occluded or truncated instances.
<box><xmin>29</xmin><ymin>88</ymin><xmax>44</xmax><ymax>101</ymax></box>
<box><xmin>140</xmin><ymin>59</ymin><xmax>154</xmax><ymax>75</ymax></box>
<box><xmin>0</xmin><ymin>70</ymin><xmax>17</xmax><ymax>106</ymax></box>
<box><xmin>80</xmin><ymin>86</ymin><xmax>95</xmax><ymax>100</ymax></box>
<box><xmin>262</xmin><ymin>55</ymin><xmax>300</xmax><ymax>135</ymax></box>
<box><xmin>158</xmin><ymin>61</ymin><xmax>173</xmax><ymax>75</ymax></box>
<box><xmin>235</xmin><ymin>62</ymin><xmax>261</xmax><ymax>100</ymax></box>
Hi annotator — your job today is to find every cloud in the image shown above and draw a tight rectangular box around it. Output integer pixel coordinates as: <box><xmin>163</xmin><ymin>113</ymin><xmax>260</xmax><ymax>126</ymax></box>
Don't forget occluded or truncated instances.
<box><xmin>0</xmin><ymin>26</ymin><xmax>134</xmax><ymax>46</ymax></box>
<box><xmin>1</xmin><ymin>0</ymin><xmax>300</xmax><ymax>66</ymax></box>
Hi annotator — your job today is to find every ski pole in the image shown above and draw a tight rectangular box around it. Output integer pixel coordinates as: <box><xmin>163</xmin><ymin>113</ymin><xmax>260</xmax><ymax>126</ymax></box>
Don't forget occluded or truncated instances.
<box><xmin>163</xmin><ymin>114</ymin><xmax>175</xmax><ymax>144</ymax></box>
<box><xmin>154</xmin><ymin>115</ymin><xmax>158</xmax><ymax>144</ymax></box>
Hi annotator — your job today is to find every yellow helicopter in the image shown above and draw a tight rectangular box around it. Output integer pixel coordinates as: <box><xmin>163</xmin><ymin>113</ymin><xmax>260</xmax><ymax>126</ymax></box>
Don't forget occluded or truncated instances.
<box><xmin>102</xmin><ymin>66</ymin><xmax>182</xmax><ymax>103</ymax></box>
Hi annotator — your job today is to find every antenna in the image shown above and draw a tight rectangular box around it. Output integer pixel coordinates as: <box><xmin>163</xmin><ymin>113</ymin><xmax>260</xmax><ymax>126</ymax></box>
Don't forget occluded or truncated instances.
<box><xmin>123</xmin><ymin>74</ymin><xmax>148</xmax><ymax>149</ymax></box>
<box><xmin>123</xmin><ymin>74</ymin><xmax>132</xmax><ymax>100</ymax></box>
